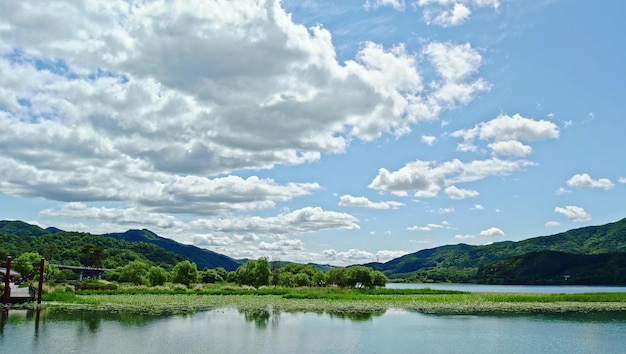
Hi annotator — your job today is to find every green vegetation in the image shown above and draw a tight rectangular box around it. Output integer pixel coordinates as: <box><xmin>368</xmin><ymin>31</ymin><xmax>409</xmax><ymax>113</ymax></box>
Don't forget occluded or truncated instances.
<box><xmin>476</xmin><ymin>251</ymin><xmax>626</xmax><ymax>285</ymax></box>
<box><xmin>32</xmin><ymin>283</ymin><xmax>626</xmax><ymax>315</ymax></box>
<box><xmin>369</xmin><ymin>217</ymin><xmax>626</xmax><ymax>283</ymax></box>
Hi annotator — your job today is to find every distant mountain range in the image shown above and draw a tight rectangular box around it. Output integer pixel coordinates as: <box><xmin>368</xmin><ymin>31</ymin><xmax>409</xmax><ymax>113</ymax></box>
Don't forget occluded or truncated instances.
<box><xmin>104</xmin><ymin>229</ymin><xmax>239</xmax><ymax>271</ymax></box>
<box><xmin>2</xmin><ymin>217</ymin><xmax>626</xmax><ymax>284</ymax></box>
<box><xmin>366</xmin><ymin>217</ymin><xmax>626</xmax><ymax>284</ymax></box>
<box><xmin>0</xmin><ymin>220</ymin><xmax>239</xmax><ymax>271</ymax></box>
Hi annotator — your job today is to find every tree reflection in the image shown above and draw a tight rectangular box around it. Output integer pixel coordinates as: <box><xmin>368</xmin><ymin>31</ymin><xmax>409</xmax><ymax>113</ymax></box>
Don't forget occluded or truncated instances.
<box><xmin>327</xmin><ymin>310</ymin><xmax>386</xmax><ymax>322</ymax></box>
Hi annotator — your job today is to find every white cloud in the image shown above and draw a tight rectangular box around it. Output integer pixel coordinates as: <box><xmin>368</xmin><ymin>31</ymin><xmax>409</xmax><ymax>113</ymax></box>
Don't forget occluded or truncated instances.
<box><xmin>426</xmin><ymin>3</ymin><xmax>472</xmax><ymax>27</ymax></box>
<box><xmin>545</xmin><ymin>221</ymin><xmax>561</xmax><ymax>227</ymax></box>
<box><xmin>0</xmin><ymin>0</ymin><xmax>491</xmax><ymax>221</ymax></box>
<box><xmin>433</xmin><ymin>207</ymin><xmax>455</xmax><ymax>214</ymax></box>
<box><xmin>369</xmin><ymin>157</ymin><xmax>534</xmax><ymax>197</ymax></box>
<box><xmin>454</xmin><ymin>225</ymin><xmax>504</xmax><ymax>240</ymax></box>
<box><xmin>364</xmin><ymin>0</ymin><xmax>405</xmax><ymax>10</ymax></box>
<box><xmin>452</xmin><ymin>114</ymin><xmax>559</xmax><ymax>155</ymax></box>
<box><xmin>555</xmin><ymin>187</ymin><xmax>571</xmax><ymax>195</ymax></box>
<box><xmin>421</xmin><ymin>135</ymin><xmax>437</xmax><ymax>146</ymax></box>
<box><xmin>191</xmin><ymin>207</ymin><xmax>360</xmax><ymax>236</ymax></box>
<box><xmin>488</xmin><ymin>140</ymin><xmax>532</xmax><ymax>157</ymax></box>
<box><xmin>417</xmin><ymin>0</ymin><xmax>499</xmax><ymax>27</ymax></box>
<box><xmin>444</xmin><ymin>185</ymin><xmax>479</xmax><ymax>199</ymax></box>
<box><xmin>479</xmin><ymin>227</ymin><xmax>505</xmax><ymax>237</ymax></box>
<box><xmin>407</xmin><ymin>222</ymin><xmax>449</xmax><ymax>231</ymax></box>
<box><xmin>620</xmin><ymin>177</ymin><xmax>626</xmax><ymax>184</ymax></box>
<box><xmin>471</xmin><ymin>204</ymin><xmax>484</xmax><ymax>210</ymax></box>
<box><xmin>339</xmin><ymin>195</ymin><xmax>404</xmax><ymax>209</ymax></box>
<box><xmin>323</xmin><ymin>248</ymin><xmax>408</xmax><ymax>264</ymax></box>
<box><xmin>566</xmin><ymin>173</ymin><xmax>615</xmax><ymax>190</ymax></box>
<box><xmin>555</xmin><ymin>205</ymin><xmax>591</xmax><ymax>222</ymax></box>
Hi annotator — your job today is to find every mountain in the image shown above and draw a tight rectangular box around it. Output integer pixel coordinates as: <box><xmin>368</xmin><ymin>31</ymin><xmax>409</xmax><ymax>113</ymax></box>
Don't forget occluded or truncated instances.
<box><xmin>0</xmin><ymin>220</ymin><xmax>49</xmax><ymax>236</ymax></box>
<box><xmin>0</xmin><ymin>220</ymin><xmax>239</xmax><ymax>271</ymax></box>
<box><xmin>475</xmin><ymin>251</ymin><xmax>626</xmax><ymax>285</ymax></box>
<box><xmin>367</xmin><ymin>217</ymin><xmax>626</xmax><ymax>281</ymax></box>
<box><xmin>105</xmin><ymin>229</ymin><xmax>240</xmax><ymax>271</ymax></box>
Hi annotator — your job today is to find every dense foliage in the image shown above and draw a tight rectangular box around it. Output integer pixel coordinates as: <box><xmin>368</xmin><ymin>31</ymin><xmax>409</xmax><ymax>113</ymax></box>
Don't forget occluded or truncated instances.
<box><xmin>368</xmin><ymin>217</ymin><xmax>626</xmax><ymax>282</ymax></box>
<box><xmin>476</xmin><ymin>251</ymin><xmax>626</xmax><ymax>285</ymax></box>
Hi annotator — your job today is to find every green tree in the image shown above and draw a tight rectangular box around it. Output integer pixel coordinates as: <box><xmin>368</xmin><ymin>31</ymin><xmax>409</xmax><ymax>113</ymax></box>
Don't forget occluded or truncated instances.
<box><xmin>80</xmin><ymin>244</ymin><xmax>107</xmax><ymax>268</ymax></box>
<box><xmin>371</xmin><ymin>270</ymin><xmax>387</xmax><ymax>288</ymax></box>
<box><xmin>118</xmin><ymin>260</ymin><xmax>150</xmax><ymax>285</ymax></box>
<box><xmin>0</xmin><ymin>248</ymin><xmax>8</xmax><ymax>267</ymax></box>
<box><xmin>200</xmin><ymin>269</ymin><xmax>224</xmax><ymax>283</ymax></box>
<box><xmin>347</xmin><ymin>266</ymin><xmax>373</xmax><ymax>289</ymax></box>
<box><xmin>13</xmin><ymin>252</ymin><xmax>42</xmax><ymax>279</ymax></box>
<box><xmin>148</xmin><ymin>266</ymin><xmax>168</xmax><ymax>286</ymax></box>
<box><xmin>254</xmin><ymin>258</ymin><xmax>271</xmax><ymax>288</ymax></box>
<box><xmin>170</xmin><ymin>260</ymin><xmax>199</xmax><ymax>286</ymax></box>
<box><xmin>312</xmin><ymin>271</ymin><xmax>327</xmax><ymax>287</ymax></box>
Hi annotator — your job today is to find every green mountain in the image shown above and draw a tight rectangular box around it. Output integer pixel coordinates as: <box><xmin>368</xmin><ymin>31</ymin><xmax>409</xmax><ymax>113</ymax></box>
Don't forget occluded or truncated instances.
<box><xmin>105</xmin><ymin>229</ymin><xmax>240</xmax><ymax>271</ymax></box>
<box><xmin>0</xmin><ymin>220</ymin><xmax>49</xmax><ymax>237</ymax></box>
<box><xmin>367</xmin><ymin>217</ymin><xmax>626</xmax><ymax>282</ymax></box>
<box><xmin>0</xmin><ymin>220</ymin><xmax>239</xmax><ymax>271</ymax></box>
<box><xmin>0</xmin><ymin>229</ymin><xmax>186</xmax><ymax>269</ymax></box>
<box><xmin>475</xmin><ymin>251</ymin><xmax>626</xmax><ymax>285</ymax></box>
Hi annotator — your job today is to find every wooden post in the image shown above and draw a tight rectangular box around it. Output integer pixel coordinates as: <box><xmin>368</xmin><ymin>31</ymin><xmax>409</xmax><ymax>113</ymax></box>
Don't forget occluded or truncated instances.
<box><xmin>37</xmin><ymin>258</ymin><xmax>45</xmax><ymax>305</ymax></box>
<box><xmin>2</xmin><ymin>256</ymin><xmax>11</xmax><ymax>305</ymax></box>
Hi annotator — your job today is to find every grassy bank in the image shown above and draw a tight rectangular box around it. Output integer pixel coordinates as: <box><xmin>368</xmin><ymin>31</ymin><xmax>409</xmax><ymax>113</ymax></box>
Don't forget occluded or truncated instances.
<box><xmin>24</xmin><ymin>284</ymin><xmax>626</xmax><ymax>315</ymax></box>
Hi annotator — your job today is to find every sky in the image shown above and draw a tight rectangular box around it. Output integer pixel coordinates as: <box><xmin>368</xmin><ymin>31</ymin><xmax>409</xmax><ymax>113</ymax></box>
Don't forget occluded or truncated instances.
<box><xmin>1</xmin><ymin>0</ymin><xmax>625</xmax><ymax>266</ymax></box>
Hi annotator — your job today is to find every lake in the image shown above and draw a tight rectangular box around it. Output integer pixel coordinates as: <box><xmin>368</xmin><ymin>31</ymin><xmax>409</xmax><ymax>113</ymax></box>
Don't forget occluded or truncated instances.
<box><xmin>2</xmin><ymin>307</ymin><xmax>626</xmax><ymax>354</ymax></box>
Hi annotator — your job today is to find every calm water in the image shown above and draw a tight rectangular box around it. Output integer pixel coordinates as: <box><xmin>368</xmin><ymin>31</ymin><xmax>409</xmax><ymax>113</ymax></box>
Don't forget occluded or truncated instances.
<box><xmin>386</xmin><ymin>283</ymin><xmax>626</xmax><ymax>293</ymax></box>
<box><xmin>2</xmin><ymin>308</ymin><xmax>626</xmax><ymax>354</ymax></box>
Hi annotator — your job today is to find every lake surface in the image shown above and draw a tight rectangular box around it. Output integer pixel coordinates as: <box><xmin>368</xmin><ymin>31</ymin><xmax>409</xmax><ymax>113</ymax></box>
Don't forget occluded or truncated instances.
<box><xmin>2</xmin><ymin>307</ymin><xmax>626</xmax><ymax>354</ymax></box>
<box><xmin>386</xmin><ymin>283</ymin><xmax>626</xmax><ymax>293</ymax></box>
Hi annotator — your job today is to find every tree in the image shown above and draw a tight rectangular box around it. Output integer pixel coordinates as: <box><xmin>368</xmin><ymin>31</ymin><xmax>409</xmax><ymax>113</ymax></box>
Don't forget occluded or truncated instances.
<box><xmin>254</xmin><ymin>258</ymin><xmax>271</xmax><ymax>288</ymax></box>
<box><xmin>0</xmin><ymin>247</ymin><xmax>8</xmax><ymax>267</ymax></box>
<box><xmin>118</xmin><ymin>260</ymin><xmax>150</xmax><ymax>285</ymax></box>
<box><xmin>347</xmin><ymin>266</ymin><xmax>373</xmax><ymax>289</ymax></box>
<box><xmin>13</xmin><ymin>252</ymin><xmax>42</xmax><ymax>279</ymax></box>
<box><xmin>234</xmin><ymin>258</ymin><xmax>271</xmax><ymax>288</ymax></box>
<box><xmin>148</xmin><ymin>266</ymin><xmax>168</xmax><ymax>286</ymax></box>
<box><xmin>312</xmin><ymin>271</ymin><xmax>327</xmax><ymax>287</ymax></box>
<box><xmin>170</xmin><ymin>260</ymin><xmax>198</xmax><ymax>286</ymax></box>
<box><xmin>80</xmin><ymin>244</ymin><xmax>107</xmax><ymax>268</ymax></box>
<box><xmin>200</xmin><ymin>269</ymin><xmax>224</xmax><ymax>283</ymax></box>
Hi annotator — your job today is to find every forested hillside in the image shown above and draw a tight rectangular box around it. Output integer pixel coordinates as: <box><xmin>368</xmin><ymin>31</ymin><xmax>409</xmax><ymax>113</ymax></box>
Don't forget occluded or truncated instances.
<box><xmin>367</xmin><ymin>217</ymin><xmax>626</xmax><ymax>282</ymax></box>
<box><xmin>0</xmin><ymin>220</ymin><xmax>238</xmax><ymax>271</ymax></box>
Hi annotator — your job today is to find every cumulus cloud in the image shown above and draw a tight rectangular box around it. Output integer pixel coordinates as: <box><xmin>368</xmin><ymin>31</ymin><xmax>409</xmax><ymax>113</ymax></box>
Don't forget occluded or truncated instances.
<box><xmin>417</xmin><ymin>0</ymin><xmax>499</xmax><ymax>27</ymax></box>
<box><xmin>0</xmin><ymin>0</ymin><xmax>490</xmax><ymax>223</ymax></box>
<box><xmin>545</xmin><ymin>221</ymin><xmax>561</xmax><ymax>227</ymax></box>
<box><xmin>479</xmin><ymin>227</ymin><xmax>505</xmax><ymax>237</ymax></box>
<box><xmin>369</xmin><ymin>157</ymin><xmax>534</xmax><ymax>197</ymax></box>
<box><xmin>444</xmin><ymin>185</ymin><xmax>479</xmax><ymax>199</ymax></box>
<box><xmin>323</xmin><ymin>248</ymin><xmax>408</xmax><ymax>264</ymax></box>
<box><xmin>451</xmin><ymin>114</ymin><xmax>559</xmax><ymax>154</ymax></box>
<box><xmin>421</xmin><ymin>135</ymin><xmax>437</xmax><ymax>146</ymax></box>
<box><xmin>566</xmin><ymin>174</ymin><xmax>615</xmax><ymax>190</ymax></box>
<box><xmin>339</xmin><ymin>195</ymin><xmax>404</xmax><ymax>209</ymax></box>
<box><xmin>454</xmin><ymin>226</ymin><xmax>504</xmax><ymax>240</ymax></box>
<box><xmin>619</xmin><ymin>177</ymin><xmax>626</xmax><ymax>183</ymax></box>
<box><xmin>471</xmin><ymin>204</ymin><xmax>484</xmax><ymax>210</ymax></box>
<box><xmin>407</xmin><ymin>222</ymin><xmax>450</xmax><ymax>231</ymax></box>
<box><xmin>191</xmin><ymin>207</ymin><xmax>360</xmax><ymax>236</ymax></box>
<box><xmin>425</xmin><ymin>3</ymin><xmax>472</xmax><ymax>27</ymax></box>
<box><xmin>555</xmin><ymin>205</ymin><xmax>591</xmax><ymax>222</ymax></box>
<box><xmin>488</xmin><ymin>140</ymin><xmax>532</xmax><ymax>157</ymax></box>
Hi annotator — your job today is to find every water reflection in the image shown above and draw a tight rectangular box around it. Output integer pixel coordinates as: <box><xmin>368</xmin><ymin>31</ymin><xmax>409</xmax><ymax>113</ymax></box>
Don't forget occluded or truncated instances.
<box><xmin>2</xmin><ymin>307</ymin><xmax>626</xmax><ymax>354</ymax></box>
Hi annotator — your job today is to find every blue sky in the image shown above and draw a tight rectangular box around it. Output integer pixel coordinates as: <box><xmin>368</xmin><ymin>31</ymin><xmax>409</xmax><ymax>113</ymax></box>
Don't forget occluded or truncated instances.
<box><xmin>1</xmin><ymin>0</ymin><xmax>625</xmax><ymax>265</ymax></box>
